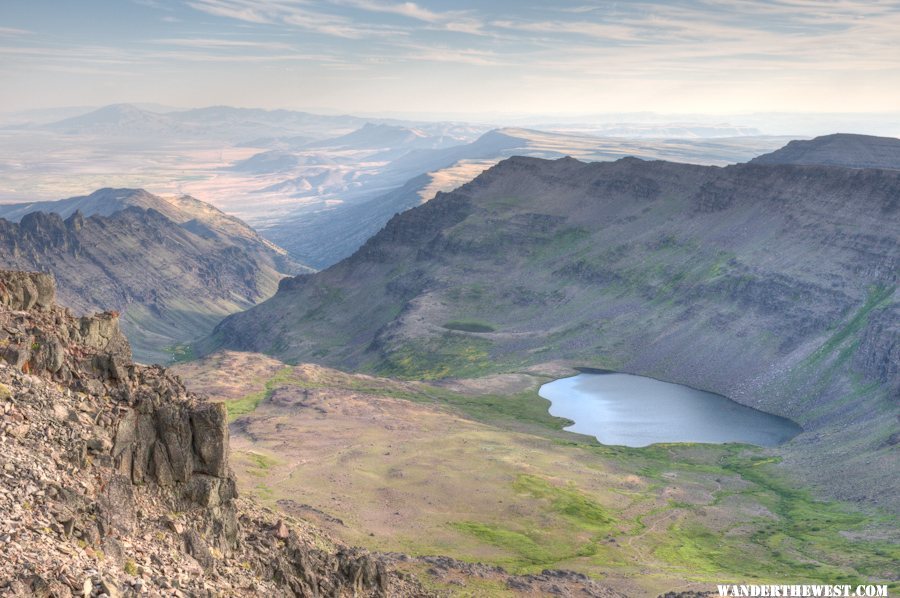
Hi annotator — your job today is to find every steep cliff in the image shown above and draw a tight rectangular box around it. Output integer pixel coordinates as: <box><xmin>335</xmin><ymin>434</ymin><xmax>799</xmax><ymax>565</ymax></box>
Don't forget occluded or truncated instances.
<box><xmin>0</xmin><ymin>270</ymin><xmax>422</xmax><ymax>597</ymax></box>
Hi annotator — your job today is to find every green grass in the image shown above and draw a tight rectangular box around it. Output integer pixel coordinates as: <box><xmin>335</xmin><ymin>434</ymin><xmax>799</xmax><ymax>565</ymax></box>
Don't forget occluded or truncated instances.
<box><xmin>512</xmin><ymin>474</ymin><xmax>613</xmax><ymax>531</ymax></box>
<box><xmin>282</xmin><ymin>370</ymin><xmax>575</xmax><ymax>434</ymax></box>
<box><xmin>805</xmin><ymin>285</ymin><xmax>893</xmax><ymax>366</ymax></box>
<box><xmin>375</xmin><ymin>332</ymin><xmax>498</xmax><ymax>380</ymax></box>
<box><xmin>244</xmin><ymin>359</ymin><xmax>898</xmax><ymax>589</ymax></box>
<box><xmin>163</xmin><ymin>343</ymin><xmax>196</xmax><ymax>363</ymax></box>
<box><xmin>636</xmin><ymin>448</ymin><xmax>900</xmax><ymax>586</ymax></box>
<box><xmin>443</xmin><ymin>320</ymin><xmax>496</xmax><ymax>333</ymax></box>
<box><xmin>254</xmin><ymin>483</ymin><xmax>274</xmax><ymax>500</ymax></box>
<box><xmin>776</xmin><ymin>284</ymin><xmax>895</xmax><ymax>413</ymax></box>
<box><xmin>423</xmin><ymin>387</ymin><xmax>576</xmax><ymax>433</ymax></box>
<box><xmin>242</xmin><ymin>451</ymin><xmax>282</xmax><ymax>478</ymax></box>
<box><xmin>450</xmin><ymin>521</ymin><xmax>596</xmax><ymax>571</ymax></box>
<box><xmin>721</xmin><ymin>454</ymin><xmax>900</xmax><ymax>584</ymax></box>
<box><xmin>225</xmin><ymin>366</ymin><xmax>295</xmax><ymax>422</ymax></box>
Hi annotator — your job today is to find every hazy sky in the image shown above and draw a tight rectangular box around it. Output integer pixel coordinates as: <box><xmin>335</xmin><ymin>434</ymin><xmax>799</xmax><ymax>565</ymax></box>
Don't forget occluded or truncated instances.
<box><xmin>1</xmin><ymin>0</ymin><xmax>899</xmax><ymax>116</ymax></box>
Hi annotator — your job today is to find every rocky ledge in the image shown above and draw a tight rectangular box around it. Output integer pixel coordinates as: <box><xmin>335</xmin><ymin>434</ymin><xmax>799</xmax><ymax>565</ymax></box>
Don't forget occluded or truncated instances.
<box><xmin>0</xmin><ymin>271</ymin><xmax>421</xmax><ymax>597</ymax></box>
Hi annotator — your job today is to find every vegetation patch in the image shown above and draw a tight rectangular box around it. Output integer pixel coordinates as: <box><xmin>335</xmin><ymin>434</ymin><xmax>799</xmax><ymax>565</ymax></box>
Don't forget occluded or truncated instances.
<box><xmin>375</xmin><ymin>333</ymin><xmax>496</xmax><ymax>380</ymax></box>
<box><xmin>225</xmin><ymin>366</ymin><xmax>294</xmax><ymax>422</ymax></box>
<box><xmin>512</xmin><ymin>474</ymin><xmax>612</xmax><ymax>531</ymax></box>
<box><xmin>163</xmin><ymin>343</ymin><xmax>195</xmax><ymax>363</ymax></box>
<box><xmin>443</xmin><ymin>320</ymin><xmax>496</xmax><ymax>333</ymax></box>
<box><xmin>450</xmin><ymin>521</ymin><xmax>596</xmax><ymax>572</ymax></box>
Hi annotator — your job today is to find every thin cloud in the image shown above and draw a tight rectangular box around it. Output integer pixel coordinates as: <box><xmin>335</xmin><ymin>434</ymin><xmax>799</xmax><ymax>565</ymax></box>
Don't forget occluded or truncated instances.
<box><xmin>152</xmin><ymin>37</ymin><xmax>296</xmax><ymax>50</ymax></box>
<box><xmin>0</xmin><ymin>27</ymin><xmax>32</xmax><ymax>36</ymax></box>
<box><xmin>335</xmin><ymin>0</ymin><xmax>447</xmax><ymax>22</ymax></box>
<box><xmin>332</xmin><ymin>0</ymin><xmax>486</xmax><ymax>34</ymax></box>
<box><xmin>187</xmin><ymin>0</ymin><xmax>407</xmax><ymax>38</ymax></box>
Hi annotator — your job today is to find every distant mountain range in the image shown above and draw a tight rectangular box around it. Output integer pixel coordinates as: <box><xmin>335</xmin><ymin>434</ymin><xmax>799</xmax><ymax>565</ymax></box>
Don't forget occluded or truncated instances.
<box><xmin>37</xmin><ymin>104</ymin><xmax>373</xmax><ymax>142</ymax></box>
<box><xmin>262</xmin><ymin>127</ymin><xmax>795</xmax><ymax>268</ymax></box>
<box><xmin>307</xmin><ymin>122</ymin><xmax>466</xmax><ymax>151</ymax></box>
<box><xmin>204</xmin><ymin>135</ymin><xmax>899</xmax><ymax>509</ymax></box>
<box><xmin>0</xmin><ymin>189</ymin><xmax>305</xmax><ymax>363</ymax></box>
<box><xmin>30</xmin><ymin>104</ymin><xmax>491</xmax><ymax>147</ymax></box>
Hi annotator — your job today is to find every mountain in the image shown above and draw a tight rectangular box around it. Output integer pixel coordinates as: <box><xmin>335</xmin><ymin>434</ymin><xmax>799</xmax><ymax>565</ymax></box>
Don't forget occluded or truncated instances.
<box><xmin>0</xmin><ymin>189</ymin><xmax>305</xmax><ymax>363</ymax></box>
<box><xmin>266</xmin><ymin>174</ymin><xmax>431</xmax><ymax>267</ymax></box>
<box><xmin>263</xmin><ymin>128</ymin><xmax>793</xmax><ymax>268</ymax></box>
<box><xmin>750</xmin><ymin>133</ymin><xmax>900</xmax><ymax>169</ymax></box>
<box><xmin>229</xmin><ymin>150</ymin><xmax>305</xmax><ymax>174</ymax></box>
<box><xmin>39</xmin><ymin>104</ymin><xmax>413</xmax><ymax>143</ymax></box>
<box><xmin>576</xmin><ymin>123</ymin><xmax>763</xmax><ymax>138</ymax></box>
<box><xmin>42</xmin><ymin>104</ymin><xmax>190</xmax><ymax>137</ymax></box>
<box><xmin>308</xmin><ymin>122</ymin><xmax>463</xmax><ymax>151</ymax></box>
<box><xmin>204</xmin><ymin>153</ymin><xmax>899</xmax><ymax>509</ymax></box>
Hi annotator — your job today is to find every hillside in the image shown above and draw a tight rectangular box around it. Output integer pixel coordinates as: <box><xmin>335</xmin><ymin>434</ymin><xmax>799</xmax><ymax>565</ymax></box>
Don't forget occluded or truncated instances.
<box><xmin>750</xmin><ymin>133</ymin><xmax>900</xmax><ymax>169</ymax></box>
<box><xmin>0</xmin><ymin>270</ymin><xmax>428</xmax><ymax>596</ymax></box>
<box><xmin>0</xmin><ymin>269</ymin><xmax>633</xmax><ymax>597</ymax></box>
<box><xmin>0</xmin><ymin>189</ymin><xmax>304</xmax><ymax>363</ymax></box>
<box><xmin>205</xmin><ymin>153</ymin><xmax>900</xmax><ymax>508</ymax></box>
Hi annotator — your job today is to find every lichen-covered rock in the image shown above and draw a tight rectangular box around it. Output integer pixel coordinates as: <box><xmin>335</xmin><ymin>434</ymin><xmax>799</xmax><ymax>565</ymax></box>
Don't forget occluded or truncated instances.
<box><xmin>0</xmin><ymin>270</ymin><xmax>55</xmax><ymax>311</ymax></box>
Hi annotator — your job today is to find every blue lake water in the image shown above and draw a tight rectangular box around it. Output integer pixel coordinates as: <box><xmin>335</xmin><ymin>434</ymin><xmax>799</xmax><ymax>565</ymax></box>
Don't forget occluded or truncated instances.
<box><xmin>539</xmin><ymin>373</ymin><xmax>801</xmax><ymax>447</ymax></box>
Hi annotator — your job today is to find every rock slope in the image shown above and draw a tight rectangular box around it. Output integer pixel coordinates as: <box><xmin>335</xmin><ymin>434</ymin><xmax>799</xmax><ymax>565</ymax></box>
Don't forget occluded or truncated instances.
<box><xmin>0</xmin><ymin>189</ymin><xmax>305</xmax><ymax>364</ymax></box>
<box><xmin>206</xmin><ymin>151</ymin><xmax>900</xmax><ymax>509</ymax></box>
<box><xmin>750</xmin><ymin>133</ymin><xmax>900</xmax><ymax>169</ymax></box>
<box><xmin>0</xmin><ymin>270</ymin><xmax>423</xmax><ymax>597</ymax></box>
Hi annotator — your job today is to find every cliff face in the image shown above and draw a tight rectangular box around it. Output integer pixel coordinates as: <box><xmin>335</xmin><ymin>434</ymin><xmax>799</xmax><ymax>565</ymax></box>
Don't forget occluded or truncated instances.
<box><xmin>0</xmin><ymin>189</ymin><xmax>305</xmax><ymax>364</ymax></box>
<box><xmin>205</xmin><ymin>155</ymin><xmax>899</xmax><ymax>507</ymax></box>
<box><xmin>0</xmin><ymin>270</ymin><xmax>418</xmax><ymax>597</ymax></box>
<box><xmin>854</xmin><ymin>303</ymin><xmax>900</xmax><ymax>393</ymax></box>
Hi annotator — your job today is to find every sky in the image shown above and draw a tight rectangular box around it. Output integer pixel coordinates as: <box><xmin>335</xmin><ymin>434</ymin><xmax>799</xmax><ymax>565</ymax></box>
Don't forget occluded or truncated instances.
<box><xmin>1</xmin><ymin>0</ymin><xmax>899</xmax><ymax>117</ymax></box>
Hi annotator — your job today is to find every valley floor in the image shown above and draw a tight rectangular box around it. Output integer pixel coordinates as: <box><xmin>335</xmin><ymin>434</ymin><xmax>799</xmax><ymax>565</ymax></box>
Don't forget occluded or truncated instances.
<box><xmin>174</xmin><ymin>352</ymin><xmax>900</xmax><ymax>597</ymax></box>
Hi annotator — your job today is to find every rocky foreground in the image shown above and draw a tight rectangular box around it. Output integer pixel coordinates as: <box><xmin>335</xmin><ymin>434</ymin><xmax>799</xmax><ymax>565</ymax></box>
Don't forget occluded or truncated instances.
<box><xmin>0</xmin><ymin>270</ymin><xmax>629</xmax><ymax>597</ymax></box>
<box><xmin>0</xmin><ymin>270</ymin><xmax>423</xmax><ymax>597</ymax></box>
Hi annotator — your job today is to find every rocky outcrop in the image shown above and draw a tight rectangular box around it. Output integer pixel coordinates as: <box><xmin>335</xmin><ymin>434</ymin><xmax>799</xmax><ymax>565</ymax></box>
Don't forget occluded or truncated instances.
<box><xmin>0</xmin><ymin>270</ymin><xmax>422</xmax><ymax>596</ymax></box>
<box><xmin>0</xmin><ymin>271</ymin><xmax>56</xmax><ymax>311</ymax></box>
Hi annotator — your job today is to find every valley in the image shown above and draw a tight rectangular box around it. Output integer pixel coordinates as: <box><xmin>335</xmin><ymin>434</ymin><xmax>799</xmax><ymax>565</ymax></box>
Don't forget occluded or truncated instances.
<box><xmin>174</xmin><ymin>351</ymin><xmax>899</xmax><ymax>597</ymax></box>
<box><xmin>0</xmin><ymin>124</ymin><xmax>895</xmax><ymax>595</ymax></box>
<box><xmin>204</xmin><ymin>146</ymin><xmax>899</xmax><ymax>512</ymax></box>
<box><xmin>2</xmin><ymin>2</ymin><xmax>899</xmax><ymax>596</ymax></box>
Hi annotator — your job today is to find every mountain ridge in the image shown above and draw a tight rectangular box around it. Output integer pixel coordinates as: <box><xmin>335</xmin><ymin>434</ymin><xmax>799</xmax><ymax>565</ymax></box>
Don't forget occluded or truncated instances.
<box><xmin>0</xmin><ymin>189</ymin><xmax>305</xmax><ymax>363</ymax></box>
<box><xmin>750</xmin><ymin>133</ymin><xmax>900</xmax><ymax>169</ymax></box>
<box><xmin>204</xmin><ymin>152</ymin><xmax>899</xmax><ymax>509</ymax></box>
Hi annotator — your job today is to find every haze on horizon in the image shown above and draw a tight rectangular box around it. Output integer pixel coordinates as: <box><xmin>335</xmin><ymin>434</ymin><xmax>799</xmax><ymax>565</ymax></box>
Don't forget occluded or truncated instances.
<box><xmin>2</xmin><ymin>0</ymin><xmax>899</xmax><ymax>119</ymax></box>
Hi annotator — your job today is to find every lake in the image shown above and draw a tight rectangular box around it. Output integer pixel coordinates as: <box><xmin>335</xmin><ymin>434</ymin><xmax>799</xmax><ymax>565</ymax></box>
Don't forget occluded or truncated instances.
<box><xmin>539</xmin><ymin>372</ymin><xmax>801</xmax><ymax>447</ymax></box>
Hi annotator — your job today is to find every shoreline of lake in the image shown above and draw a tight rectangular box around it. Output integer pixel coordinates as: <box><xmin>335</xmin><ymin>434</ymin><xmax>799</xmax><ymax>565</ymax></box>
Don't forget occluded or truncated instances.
<box><xmin>539</xmin><ymin>373</ymin><xmax>802</xmax><ymax>448</ymax></box>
